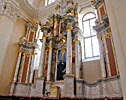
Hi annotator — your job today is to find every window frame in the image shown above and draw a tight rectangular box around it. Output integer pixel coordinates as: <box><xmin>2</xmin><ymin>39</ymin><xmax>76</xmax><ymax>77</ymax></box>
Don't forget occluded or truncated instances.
<box><xmin>45</xmin><ymin>0</ymin><xmax>55</xmax><ymax>6</ymax></box>
<box><xmin>82</xmin><ymin>12</ymin><xmax>100</xmax><ymax>59</ymax></box>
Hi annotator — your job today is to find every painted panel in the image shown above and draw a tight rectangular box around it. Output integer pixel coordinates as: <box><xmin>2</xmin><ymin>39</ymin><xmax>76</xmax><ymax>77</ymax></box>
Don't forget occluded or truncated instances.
<box><xmin>29</xmin><ymin>31</ymin><xmax>34</xmax><ymax>42</ymax></box>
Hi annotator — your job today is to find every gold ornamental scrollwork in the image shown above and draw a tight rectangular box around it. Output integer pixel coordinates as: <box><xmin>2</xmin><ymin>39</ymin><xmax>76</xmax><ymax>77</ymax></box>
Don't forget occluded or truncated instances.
<box><xmin>43</xmin><ymin>35</ymin><xmax>48</xmax><ymax>39</ymax></box>
<box><xmin>66</xmin><ymin>26</ymin><xmax>73</xmax><ymax>32</ymax></box>
<box><xmin>48</xmin><ymin>46</ymin><xmax>53</xmax><ymax>50</ymax></box>
<box><xmin>18</xmin><ymin>50</ymin><xmax>23</xmax><ymax>53</ymax></box>
<box><xmin>105</xmin><ymin>32</ymin><xmax>111</xmax><ymax>38</ymax></box>
<box><xmin>73</xmin><ymin>39</ymin><xmax>80</xmax><ymax>44</ymax></box>
<box><xmin>32</xmin><ymin>53</ymin><xmax>37</xmax><ymax>56</ymax></box>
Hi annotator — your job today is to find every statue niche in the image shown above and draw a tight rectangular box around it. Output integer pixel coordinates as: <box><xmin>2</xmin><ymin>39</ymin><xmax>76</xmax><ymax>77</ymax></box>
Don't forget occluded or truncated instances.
<box><xmin>57</xmin><ymin>49</ymin><xmax>66</xmax><ymax>80</ymax></box>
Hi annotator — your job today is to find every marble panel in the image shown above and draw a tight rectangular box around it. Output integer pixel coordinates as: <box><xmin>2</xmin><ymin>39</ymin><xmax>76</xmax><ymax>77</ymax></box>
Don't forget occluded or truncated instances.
<box><xmin>9</xmin><ymin>82</ymin><xmax>15</xmax><ymax>96</ymax></box>
<box><xmin>31</xmin><ymin>78</ymin><xmax>45</xmax><ymax>97</ymax></box>
<box><xmin>83</xmin><ymin>76</ymin><xmax>122</xmax><ymax>98</ymax></box>
<box><xmin>63</xmin><ymin>74</ymin><xmax>75</xmax><ymax>97</ymax></box>
<box><xmin>14</xmin><ymin>83</ymin><xmax>31</xmax><ymax>97</ymax></box>
<box><xmin>105</xmin><ymin>78</ymin><xmax>122</xmax><ymax>97</ymax></box>
<box><xmin>76</xmin><ymin>79</ymin><xmax>84</xmax><ymax>98</ymax></box>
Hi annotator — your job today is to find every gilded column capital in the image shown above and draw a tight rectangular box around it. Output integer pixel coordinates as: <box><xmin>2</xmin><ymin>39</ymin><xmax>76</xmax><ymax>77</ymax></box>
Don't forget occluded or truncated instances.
<box><xmin>18</xmin><ymin>50</ymin><xmax>23</xmax><ymax>53</ymax></box>
<box><xmin>105</xmin><ymin>32</ymin><xmax>112</xmax><ymax>38</ymax></box>
<box><xmin>32</xmin><ymin>53</ymin><xmax>37</xmax><ymax>56</ymax></box>
<box><xmin>71</xmin><ymin>9</ymin><xmax>75</xmax><ymax>16</ymax></box>
<box><xmin>26</xmin><ymin>53</ymin><xmax>31</xmax><ymax>57</ymax></box>
<box><xmin>54</xmin><ymin>18</ymin><xmax>58</xmax><ymax>22</ymax></box>
<box><xmin>75</xmin><ymin>11</ymin><xmax>78</xmax><ymax>15</ymax></box>
<box><xmin>74</xmin><ymin>39</ymin><xmax>80</xmax><ymax>44</ymax></box>
<box><xmin>98</xmin><ymin>35</ymin><xmax>104</xmax><ymax>40</ymax></box>
<box><xmin>48</xmin><ymin>46</ymin><xmax>53</xmax><ymax>50</ymax></box>
<box><xmin>41</xmin><ymin>24</ymin><xmax>51</xmax><ymax>34</ymax></box>
<box><xmin>43</xmin><ymin>34</ymin><xmax>48</xmax><ymax>39</ymax></box>
<box><xmin>66</xmin><ymin>26</ymin><xmax>73</xmax><ymax>32</ymax></box>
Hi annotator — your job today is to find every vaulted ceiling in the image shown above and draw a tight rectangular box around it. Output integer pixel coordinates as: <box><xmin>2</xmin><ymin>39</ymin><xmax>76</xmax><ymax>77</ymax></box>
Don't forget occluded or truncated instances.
<box><xmin>13</xmin><ymin>0</ymin><xmax>91</xmax><ymax>22</ymax></box>
<box><xmin>27</xmin><ymin>0</ymin><xmax>45</xmax><ymax>9</ymax></box>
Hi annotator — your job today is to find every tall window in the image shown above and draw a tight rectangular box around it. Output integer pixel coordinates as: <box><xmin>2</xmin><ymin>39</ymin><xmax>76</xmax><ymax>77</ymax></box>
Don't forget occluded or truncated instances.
<box><xmin>82</xmin><ymin>13</ymin><xmax>100</xmax><ymax>59</ymax></box>
<box><xmin>45</xmin><ymin>0</ymin><xmax>55</xmax><ymax>6</ymax></box>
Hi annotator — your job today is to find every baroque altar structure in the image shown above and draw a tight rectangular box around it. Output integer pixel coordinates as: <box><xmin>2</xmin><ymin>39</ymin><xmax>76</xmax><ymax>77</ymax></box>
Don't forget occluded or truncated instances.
<box><xmin>9</xmin><ymin>0</ymin><xmax>83</xmax><ymax>98</ymax></box>
<box><xmin>9</xmin><ymin>0</ymin><xmax>122</xmax><ymax>99</ymax></box>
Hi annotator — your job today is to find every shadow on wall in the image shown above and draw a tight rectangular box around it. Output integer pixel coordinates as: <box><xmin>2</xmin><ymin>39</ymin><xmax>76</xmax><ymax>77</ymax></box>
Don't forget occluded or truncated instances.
<box><xmin>82</xmin><ymin>59</ymin><xmax>101</xmax><ymax>83</ymax></box>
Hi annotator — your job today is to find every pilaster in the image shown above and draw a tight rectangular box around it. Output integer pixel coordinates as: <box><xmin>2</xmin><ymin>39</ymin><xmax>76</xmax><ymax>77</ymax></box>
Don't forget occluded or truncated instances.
<box><xmin>47</xmin><ymin>38</ymin><xmax>53</xmax><ymax>81</ymax></box>
<box><xmin>31</xmin><ymin>77</ymin><xmax>45</xmax><ymax>97</ymax></box>
<box><xmin>13</xmin><ymin>52</ymin><xmax>22</xmax><ymax>82</ymax></box>
<box><xmin>74</xmin><ymin>39</ymin><xmax>81</xmax><ymax>79</ymax></box>
<box><xmin>38</xmin><ymin>24</ymin><xmax>50</xmax><ymax>77</ymax></box>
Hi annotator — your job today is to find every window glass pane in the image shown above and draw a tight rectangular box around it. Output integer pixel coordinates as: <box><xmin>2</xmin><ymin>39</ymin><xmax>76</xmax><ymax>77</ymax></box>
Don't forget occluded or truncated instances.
<box><xmin>48</xmin><ymin>0</ymin><xmax>52</xmax><ymax>4</ymax></box>
<box><xmin>85</xmin><ymin>38</ymin><xmax>92</xmax><ymax>58</ymax></box>
<box><xmin>45</xmin><ymin>0</ymin><xmax>48</xmax><ymax>6</ymax></box>
<box><xmin>45</xmin><ymin>0</ymin><xmax>55</xmax><ymax>6</ymax></box>
<box><xmin>83</xmin><ymin>21</ymin><xmax>90</xmax><ymax>37</ymax></box>
<box><xmin>52</xmin><ymin>0</ymin><xmax>55</xmax><ymax>2</ymax></box>
<box><xmin>92</xmin><ymin>36</ymin><xmax>100</xmax><ymax>56</ymax></box>
<box><xmin>82</xmin><ymin>12</ymin><xmax>99</xmax><ymax>60</ymax></box>
<box><xmin>90</xmin><ymin>18</ymin><xmax>96</xmax><ymax>36</ymax></box>
<box><xmin>83</xmin><ymin>13</ymin><xmax>95</xmax><ymax>21</ymax></box>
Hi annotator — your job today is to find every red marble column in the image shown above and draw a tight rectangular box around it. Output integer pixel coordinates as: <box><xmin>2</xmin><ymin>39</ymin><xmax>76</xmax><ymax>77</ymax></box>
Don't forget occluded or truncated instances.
<box><xmin>100</xmin><ymin>5</ymin><xmax>105</xmax><ymax>16</ymax></box>
<box><xmin>105</xmin><ymin>37</ymin><xmax>117</xmax><ymax>76</ymax></box>
<box><xmin>21</xmin><ymin>56</ymin><xmax>30</xmax><ymax>83</ymax></box>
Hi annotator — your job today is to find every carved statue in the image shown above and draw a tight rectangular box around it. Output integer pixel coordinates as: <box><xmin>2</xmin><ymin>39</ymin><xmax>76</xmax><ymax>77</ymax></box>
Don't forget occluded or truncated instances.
<box><xmin>57</xmin><ymin>60</ymin><xmax>66</xmax><ymax>80</ymax></box>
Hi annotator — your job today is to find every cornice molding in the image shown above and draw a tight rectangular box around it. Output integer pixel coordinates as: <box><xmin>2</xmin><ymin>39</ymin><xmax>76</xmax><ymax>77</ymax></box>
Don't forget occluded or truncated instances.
<box><xmin>0</xmin><ymin>0</ymin><xmax>20</xmax><ymax>22</ymax></box>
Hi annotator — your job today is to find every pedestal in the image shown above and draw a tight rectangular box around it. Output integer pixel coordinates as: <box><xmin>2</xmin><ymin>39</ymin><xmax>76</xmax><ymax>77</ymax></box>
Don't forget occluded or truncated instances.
<box><xmin>32</xmin><ymin>77</ymin><xmax>45</xmax><ymax>97</ymax></box>
<box><xmin>49</xmin><ymin>85</ymin><xmax>61</xmax><ymax>98</ymax></box>
<box><xmin>44</xmin><ymin>81</ymin><xmax>53</xmax><ymax>97</ymax></box>
<box><xmin>76</xmin><ymin>79</ymin><xmax>84</xmax><ymax>98</ymax></box>
<box><xmin>9</xmin><ymin>82</ymin><xmax>16</xmax><ymax>96</ymax></box>
<box><xmin>63</xmin><ymin>74</ymin><xmax>75</xmax><ymax>97</ymax></box>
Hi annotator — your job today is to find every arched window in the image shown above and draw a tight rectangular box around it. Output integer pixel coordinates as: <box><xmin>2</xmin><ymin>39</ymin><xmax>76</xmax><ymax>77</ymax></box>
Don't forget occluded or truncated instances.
<box><xmin>45</xmin><ymin>0</ymin><xmax>55</xmax><ymax>6</ymax></box>
<box><xmin>82</xmin><ymin>13</ymin><xmax>100</xmax><ymax>59</ymax></box>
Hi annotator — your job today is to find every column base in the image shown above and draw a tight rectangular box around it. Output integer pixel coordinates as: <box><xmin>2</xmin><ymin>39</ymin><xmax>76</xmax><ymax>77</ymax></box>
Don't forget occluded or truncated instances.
<box><xmin>9</xmin><ymin>82</ymin><xmax>31</xmax><ymax>97</ymax></box>
<box><xmin>76</xmin><ymin>79</ymin><xmax>84</xmax><ymax>98</ymax></box>
<box><xmin>9</xmin><ymin>82</ymin><xmax>16</xmax><ymax>96</ymax></box>
<box><xmin>45</xmin><ymin>81</ymin><xmax>53</xmax><ymax>97</ymax></box>
<box><xmin>63</xmin><ymin>74</ymin><xmax>75</xmax><ymax>97</ymax></box>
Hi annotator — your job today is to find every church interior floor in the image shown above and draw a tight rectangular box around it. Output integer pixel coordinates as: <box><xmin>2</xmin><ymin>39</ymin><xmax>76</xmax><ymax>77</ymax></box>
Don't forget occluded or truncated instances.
<box><xmin>0</xmin><ymin>96</ymin><xmax>123</xmax><ymax>100</ymax></box>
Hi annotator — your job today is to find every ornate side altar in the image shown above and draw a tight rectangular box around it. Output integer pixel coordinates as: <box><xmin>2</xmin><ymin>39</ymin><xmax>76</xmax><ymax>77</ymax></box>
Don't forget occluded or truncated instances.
<box><xmin>9</xmin><ymin>0</ymin><xmax>122</xmax><ymax>99</ymax></box>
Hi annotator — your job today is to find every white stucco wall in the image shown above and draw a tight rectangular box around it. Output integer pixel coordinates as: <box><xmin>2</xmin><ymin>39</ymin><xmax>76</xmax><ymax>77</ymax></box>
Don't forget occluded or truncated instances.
<box><xmin>0</xmin><ymin>18</ymin><xmax>26</xmax><ymax>95</ymax></box>
<box><xmin>105</xmin><ymin>0</ymin><xmax>126</xmax><ymax>99</ymax></box>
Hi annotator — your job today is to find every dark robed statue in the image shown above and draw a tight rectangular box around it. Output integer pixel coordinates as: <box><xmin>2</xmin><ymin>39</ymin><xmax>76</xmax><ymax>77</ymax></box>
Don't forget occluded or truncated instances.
<box><xmin>57</xmin><ymin>60</ymin><xmax>66</xmax><ymax>80</ymax></box>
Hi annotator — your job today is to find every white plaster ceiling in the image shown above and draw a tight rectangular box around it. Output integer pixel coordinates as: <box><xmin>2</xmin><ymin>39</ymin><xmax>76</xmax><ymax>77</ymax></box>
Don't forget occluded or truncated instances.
<box><xmin>13</xmin><ymin>0</ymin><xmax>91</xmax><ymax>22</ymax></box>
<box><xmin>27</xmin><ymin>0</ymin><xmax>45</xmax><ymax>9</ymax></box>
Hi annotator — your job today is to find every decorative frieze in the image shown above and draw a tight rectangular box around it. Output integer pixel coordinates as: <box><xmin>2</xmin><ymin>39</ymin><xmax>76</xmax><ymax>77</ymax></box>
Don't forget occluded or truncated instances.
<box><xmin>93</xmin><ymin>16</ymin><xmax>109</xmax><ymax>35</ymax></box>
<box><xmin>0</xmin><ymin>0</ymin><xmax>20</xmax><ymax>22</ymax></box>
<box><xmin>91</xmin><ymin>0</ymin><xmax>104</xmax><ymax>9</ymax></box>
